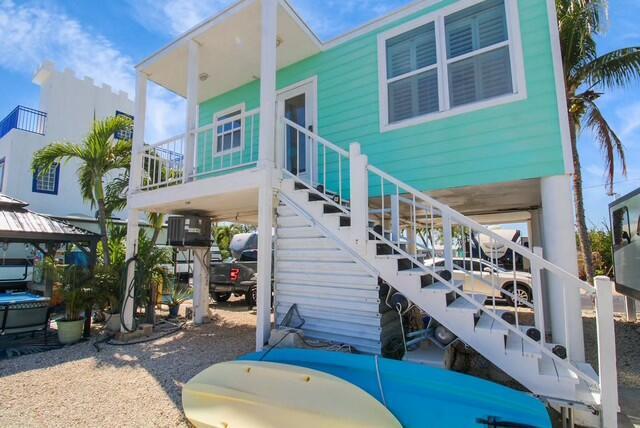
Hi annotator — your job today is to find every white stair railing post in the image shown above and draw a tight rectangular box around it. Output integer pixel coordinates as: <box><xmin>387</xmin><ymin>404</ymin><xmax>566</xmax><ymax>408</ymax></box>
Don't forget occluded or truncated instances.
<box><xmin>594</xmin><ymin>276</ymin><xmax>619</xmax><ymax>428</ymax></box>
<box><xmin>349</xmin><ymin>143</ymin><xmax>368</xmax><ymax>253</ymax></box>
<box><xmin>390</xmin><ymin>192</ymin><xmax>400</xmax><ymax>243</ymax></box>
<box><xmin>442</xmin><ymin>215</ymin><xmax>453</xmax><ymax>273</ymax></box>
<box><xmin>531</xmin><ymin>247</ymin><xmax>546</xmax><ymax>343</ymax></box>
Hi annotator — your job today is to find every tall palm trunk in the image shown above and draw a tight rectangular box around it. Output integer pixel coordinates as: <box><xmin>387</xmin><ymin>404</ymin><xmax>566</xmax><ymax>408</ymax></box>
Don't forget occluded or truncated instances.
<box><xmin>569</xmin><ymin>114</ymin><xmax>594</xmax><ymax>283</ymax></box>
<box><xmin>95</xmin><ymin>181</ymin><xmax>111</xmax><ymax>266</ymax></box>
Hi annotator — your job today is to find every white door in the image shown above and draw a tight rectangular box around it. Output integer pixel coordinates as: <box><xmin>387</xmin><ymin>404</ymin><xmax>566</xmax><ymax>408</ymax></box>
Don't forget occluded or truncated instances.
<box><xmin>277</xmin><ymin>80</ymin><xmax>317</xmax><ymax>184</ymax></box>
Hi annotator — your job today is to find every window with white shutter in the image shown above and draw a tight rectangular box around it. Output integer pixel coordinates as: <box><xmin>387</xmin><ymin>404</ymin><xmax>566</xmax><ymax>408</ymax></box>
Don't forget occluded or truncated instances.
<box><xmin>385</xmin><ymin>23</ymin><xmax>439</xmax><ymax>123</ymax></box>
<box><xmin>445</xmin><ymin>0</ymin><xmax>512</xmax><ymax>107</ymax></box>
<box><xmin>379</xmin><ymin>0</ymin><xmax>522</xmax><ymax>131</ymax></box>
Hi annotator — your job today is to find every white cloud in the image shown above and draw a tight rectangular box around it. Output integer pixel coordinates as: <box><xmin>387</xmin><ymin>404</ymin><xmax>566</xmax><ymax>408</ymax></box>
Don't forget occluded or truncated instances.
<box><xmin>128</xmin><ymin>0</ymin><xmax>234</xmax><ymax>37</ymax></box>
<box><xmin>0</xmin><ymin>0</ymin><xmax>184</xmax><ymax>143</ymax></box>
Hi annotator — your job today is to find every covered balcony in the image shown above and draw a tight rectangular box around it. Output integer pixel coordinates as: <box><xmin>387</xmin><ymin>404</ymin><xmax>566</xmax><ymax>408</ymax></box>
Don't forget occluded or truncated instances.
<box><xmin>129</xmin><ymin>0</ymin><xmax>321</xmax><ymax>218</ymax></box>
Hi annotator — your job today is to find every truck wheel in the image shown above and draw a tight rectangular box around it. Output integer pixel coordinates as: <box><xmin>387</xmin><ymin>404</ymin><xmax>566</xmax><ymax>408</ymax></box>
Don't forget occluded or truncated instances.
<box><xmin>245</xmin><ymin>286</ymin><xmax>257</xmax><ymax>308</ymax></box>
<box><xmin>212</xmin><ymin>292</ymin><xmax>231</xmax><ymax>303</ymax></box>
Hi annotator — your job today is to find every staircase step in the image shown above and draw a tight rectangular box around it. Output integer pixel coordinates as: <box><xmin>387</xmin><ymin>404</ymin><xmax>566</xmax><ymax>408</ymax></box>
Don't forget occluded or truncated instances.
<box><xmin>505</xmin><ymin>332</ymin><xmax>542</xmax><ymax>359</ymax></box>
<box><xmin>308</xmin><ymin>192</ymin><xmax>325</xmax><ymax>202</ymax></box>
<box><xmin>294</xmin><ymin>181</ymin><xmax>309</xmax><ymax>191</ymax></box>
<box><xmin>323</xmin><ymin>204</ymin><xmax>342</xmax><ymax>214</ymax></box>
<box><xmin>475</xmin><ymin>312</ymin><xmax>509</xmax><ymax>336</ymax></box>
<box><xmin>539</xmin><ymin>355</ymin><xmax>579</xmax><ymax>383</ymax></box>
<box><xmin>448</xmin><ymin>294</ymin><xmax>486</xmax><ymax>312</ymax></box>
<box><xmin>421</xmin><ymin>280</ymin><xmax>464</xmax><ymax>293</ymax></box>
<box><xmin>398</xmin><ymin>267</ymin><xmax>428</xmax><ymax>276</ymax></box>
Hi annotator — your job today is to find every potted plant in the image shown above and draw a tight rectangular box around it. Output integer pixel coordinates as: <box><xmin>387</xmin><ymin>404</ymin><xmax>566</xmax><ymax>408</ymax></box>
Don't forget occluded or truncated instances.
<box><xmin>57</xmin><ymin>266</ymin><xmax>92</xmax><ymax>344</ymax></box>
<box><xmin>92</xmin><ymin>265</ymin><xmax>122</xmax><ymax>332</ymax></box>
<box><xmin>165</xmin><ymin>280</ymin><xmax>193</xmax><ymax>318</ymax></box>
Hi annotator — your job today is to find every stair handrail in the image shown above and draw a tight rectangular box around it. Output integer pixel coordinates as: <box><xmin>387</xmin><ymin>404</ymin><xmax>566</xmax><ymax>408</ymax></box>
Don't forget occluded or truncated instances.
<box><xmin>281</xmin><ymin>117</ymin><xmax>349</xmax><ymax>157</ymax></box>
<box><xmin>366</xmin><ymin>163</ymin><xmax>594</xmax><ymax>295</ymax></box>
<box><xmin>367</xmin><ymin>226</ymin><xmax>600</xmax><ymax>389</ymax></box>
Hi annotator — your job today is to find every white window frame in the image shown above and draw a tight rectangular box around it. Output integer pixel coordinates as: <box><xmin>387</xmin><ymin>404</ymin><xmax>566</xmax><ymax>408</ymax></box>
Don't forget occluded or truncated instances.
<box><xmin>378</xmin><ymin>0</ymin><xmax>527</xmax><ymax>133</ymax></box>
<box><xmin>213</xmin><ymin>103</ymin><xmax>245</xmax><ymax>155</ymax></box>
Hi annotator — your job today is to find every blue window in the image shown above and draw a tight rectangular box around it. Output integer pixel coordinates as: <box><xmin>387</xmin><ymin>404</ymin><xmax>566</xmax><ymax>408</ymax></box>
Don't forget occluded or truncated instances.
<box><xmin>32</xmin><ymin>163</ymin><xmax>60</xmax><ymax>194</ymax></box>
<box><xmin>114</xmin><ymin>110</ymin><xmax>134</xmax><ymax>140</ymax></box>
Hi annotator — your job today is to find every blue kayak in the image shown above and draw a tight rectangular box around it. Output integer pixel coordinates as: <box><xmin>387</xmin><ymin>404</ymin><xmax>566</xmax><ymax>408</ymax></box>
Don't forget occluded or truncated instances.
<box><xmin>240</xmin><ymin>348</ymin><xmax>551</xmax><ymax>428</ymax></box>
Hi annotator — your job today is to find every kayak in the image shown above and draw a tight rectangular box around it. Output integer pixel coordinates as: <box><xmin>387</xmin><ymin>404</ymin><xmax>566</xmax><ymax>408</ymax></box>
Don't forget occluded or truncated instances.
<box><xmin>182</xmin><ymin>360</ymin><xmax>401</xmax><ymax>428</ymax></box>
<box><xmin>240</xmin><ymin>348</ymin><xmax>551</xmax><ymax>428</ymax></box>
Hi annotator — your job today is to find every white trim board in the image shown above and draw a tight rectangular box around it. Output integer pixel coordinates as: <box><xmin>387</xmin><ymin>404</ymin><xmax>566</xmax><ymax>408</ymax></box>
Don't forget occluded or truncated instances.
<box><xmin>546</xmin><ymin>0</ymin><xmax>574</xmax><ymax>175</ymax></box>
<box><xmin>377</xmin><ymin>0</ymin><xmax>527</xmax><ymax>133</ymax></box>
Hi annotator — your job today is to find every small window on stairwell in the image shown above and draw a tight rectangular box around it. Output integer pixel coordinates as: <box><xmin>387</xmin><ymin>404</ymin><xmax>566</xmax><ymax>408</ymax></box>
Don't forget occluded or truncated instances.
<box><xmin>214</xmin><ymin>105</ymin><xmax>244</xmax><ymax>154</ymax></box>
<box><xmin>114</xmin><ymin>111</ymin><xmax>134</xmax><ymax>140</ymax></box>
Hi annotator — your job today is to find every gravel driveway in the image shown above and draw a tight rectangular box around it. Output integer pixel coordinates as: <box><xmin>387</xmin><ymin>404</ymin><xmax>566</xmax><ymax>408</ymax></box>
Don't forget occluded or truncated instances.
<box><xmin>0</xmin><ymin>300</ymin><xmax>256</xmax><ymax>428</ymax></box>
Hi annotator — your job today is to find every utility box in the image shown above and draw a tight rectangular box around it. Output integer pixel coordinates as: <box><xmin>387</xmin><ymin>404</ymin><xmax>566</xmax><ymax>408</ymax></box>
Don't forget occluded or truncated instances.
<box><xmin>167</xmin><ymin>215</ymin><xmax>212</xmax><ymax>248</ymax></box>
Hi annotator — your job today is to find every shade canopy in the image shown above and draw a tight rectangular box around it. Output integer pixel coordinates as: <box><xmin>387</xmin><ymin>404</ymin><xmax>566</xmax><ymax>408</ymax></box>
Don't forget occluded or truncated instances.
<box><xmin>0</xmin><ymin>194</ymin><xmax>100</xmax><ymax>245</ymax></box>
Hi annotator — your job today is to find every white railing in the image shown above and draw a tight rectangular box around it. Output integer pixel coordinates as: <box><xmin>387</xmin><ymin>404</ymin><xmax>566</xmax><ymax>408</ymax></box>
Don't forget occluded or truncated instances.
<box><xmin>280</xmin><ymin>124</ymin><xmax>616</xmax><ymax>408</ymax></box>
<box><xmin>362</xmin><ymin>162</ymin><xmax>602</xmax><ymax>388</ymax></box>
<box><xmin>281</xmin><ymin>117</ymin><xmax>350</xmax><ymax>212</ymax></box>
<box><xmin>139</xmin><ymin>109</ymin><xmax>260</xmax><ymax>190</ymax></box>
<box><xmin>192</xmin><ymin>108</ymin><xmax>260</xmax><ymax>179</ymax></box>
<box><xmin>140</xmin><ymin>134</ymin><xmax>186</xmax><ymax>190</ymax></box>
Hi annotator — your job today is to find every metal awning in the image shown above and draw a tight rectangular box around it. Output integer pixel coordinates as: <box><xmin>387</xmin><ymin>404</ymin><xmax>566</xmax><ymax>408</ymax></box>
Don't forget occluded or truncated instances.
<box><xmin>0</xmin><ymin>194</ymin><xmax>101</xmax><ymax>244</ymax></box>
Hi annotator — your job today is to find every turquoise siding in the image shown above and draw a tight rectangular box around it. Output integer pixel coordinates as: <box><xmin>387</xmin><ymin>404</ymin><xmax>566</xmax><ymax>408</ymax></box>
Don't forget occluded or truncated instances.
<box><xmin>198</xmin><ymin>0</ymin><xmax>565</xmax><ymax>194</ymax></box>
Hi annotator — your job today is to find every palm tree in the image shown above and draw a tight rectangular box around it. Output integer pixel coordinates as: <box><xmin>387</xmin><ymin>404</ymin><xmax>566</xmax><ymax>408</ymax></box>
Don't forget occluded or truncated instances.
<box><xmin>32</xmin><ymin>116</ymin><xmax>133</xmax><ymax>265</ymax></box>
<box><xmin>557</xmin><ymin>0</ymin><xmax>640</xmax><ymax>282</ymax></box>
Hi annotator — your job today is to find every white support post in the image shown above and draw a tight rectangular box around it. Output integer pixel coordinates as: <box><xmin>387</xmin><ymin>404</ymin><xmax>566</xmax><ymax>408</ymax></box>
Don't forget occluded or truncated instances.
<box><xmin>594</xmin><ymin>276</ymin><xmax>619</xmax><ymax>428</ymax></box>
<box><xmin>625</xmin><ymin>296</ymin><xmax>637</xmax><ymax>322</ymax></box>
<box><xmin>183</xmin><ymin>39</ymin><xmax>200</xmax><ymax>183</ymax></box>
<box><xmin>130</xmin><ymin>71</ymin><xmax>147</xmax><ymax>192</ymax></box>
<box><xmin>443</xmin><ymin>215</ymin><xmax>453</xmax><ymax>273</ymax></box>
<box><xmin>349</xmin><ymin>143</ymin><xmax>368</xmax><ymax>252</ymax></box>
<box><xmin>407</xmin><ymin>223</ymin><xmax>417</xmax><ymax>256</ymax></box>
<box><xmin>531</xmin><ymin>247</ymin><xmax>546</xmax><ymax>341</ymax></box>
<box><xmin>390</xmin><ymin>192</ymin><xmax>400</xmax><ymax>243</ymax></box>
<box><xmin>540</xmin><ymin>175</ymin><xmax>585</xmax><ymax>362</ymax></box>
<box><xmin>192</xmin><ymin>247</ymin><xmax>211</xmax><ymax>324</ymax></box>
<box><xmin>255</xmin><ymin>0</ymin><xmax>278</xmax><ymax>351</ymax></box>
<box><xmin>122</xmin><ymin>208</ymin><xmax>140</xmax><ymax>332</ymax></box>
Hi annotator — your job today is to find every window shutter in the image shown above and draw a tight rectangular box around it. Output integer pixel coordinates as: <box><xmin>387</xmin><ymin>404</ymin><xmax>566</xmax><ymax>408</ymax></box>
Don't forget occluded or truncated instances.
<box><xmin>389</xmin><ymin>69</ymin><xmax>439</xmax><ymax>123</ymax></box>
<box><xmin>446</xmin><ymin>0</ymin><xmax>506</xmax><ymax>59</ymax></box>
<box><xmin>449</xmin><ymin>46</ymin><xmax>512</xmax><ymax>107</ymax></box>
<box><xmin>386</xmin><ymin>23</ymin><xmax>436</xmax><ymax>79</ymax></box>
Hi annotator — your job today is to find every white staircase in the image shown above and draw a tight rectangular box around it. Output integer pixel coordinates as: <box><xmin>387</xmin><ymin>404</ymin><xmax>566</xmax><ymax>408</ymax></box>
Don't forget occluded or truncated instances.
<box><xmin>274</xmin><ymin>117</ymin><xmax>617</xmax><ymax>422</ymax></box>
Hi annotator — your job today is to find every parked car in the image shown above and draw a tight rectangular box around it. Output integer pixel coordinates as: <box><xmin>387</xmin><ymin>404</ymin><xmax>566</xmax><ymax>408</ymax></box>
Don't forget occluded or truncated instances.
<box><xmin>427</xmin><ymin>257</ymin><xmax>533</xmax><ymax>305</ymax></box>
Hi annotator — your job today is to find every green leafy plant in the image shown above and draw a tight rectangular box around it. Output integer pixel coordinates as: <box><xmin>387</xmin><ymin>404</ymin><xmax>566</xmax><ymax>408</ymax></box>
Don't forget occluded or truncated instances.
<box><xmin>60</xmin><ymin>265</ymin><xmax>94</xmax><ymax>321</ymax></box>
<box><xmin>32</xmin><ymin>115</ymin><xmax>133</xmax><ymax>266</ymax></box>
<box><xmin>165</xmin><ymin>280</ymin><xmax>193</xmax><ymax>307</ymax></box>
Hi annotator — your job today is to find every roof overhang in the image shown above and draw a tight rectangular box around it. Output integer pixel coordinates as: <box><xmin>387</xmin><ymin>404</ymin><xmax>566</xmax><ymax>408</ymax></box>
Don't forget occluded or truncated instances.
<box><xmin>138</xmin><ymin>0</ymin><xmax>322</xmax><ymax>102</ymax></box>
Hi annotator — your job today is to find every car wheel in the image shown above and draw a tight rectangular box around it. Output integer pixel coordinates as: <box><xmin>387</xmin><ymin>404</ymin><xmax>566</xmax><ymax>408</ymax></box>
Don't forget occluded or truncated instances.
<box><xmin>503</xmin><ymin>283</ymin><xmax>532</xmax><ymax>306</ymax></box>
<box><xmin>212</xmin><ymin>292</ymin><xmax>231</xmax><ymax>303</ymax></box>
<box><xmin>245</xmin><ymin>285</ymin><xmax>257</xmax><ymax>308</ymax></box>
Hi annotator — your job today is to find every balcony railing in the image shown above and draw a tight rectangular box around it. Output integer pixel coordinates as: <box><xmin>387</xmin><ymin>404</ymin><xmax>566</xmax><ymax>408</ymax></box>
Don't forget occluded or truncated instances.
<box><xmin>139</xmin><ymin>108</ymin><xmax>259</xmax><ymax>191</ymax></box>
<box><xmin>0</xmin><ymin>106</ymin><xmax>47</xmax><ymax>140</ymax></box>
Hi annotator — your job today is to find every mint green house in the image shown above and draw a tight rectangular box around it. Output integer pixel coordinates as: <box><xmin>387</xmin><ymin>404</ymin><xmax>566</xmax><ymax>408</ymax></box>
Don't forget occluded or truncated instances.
<box><xmin>125</xmin><ymin>0</ymin><xmax>618</xmax><ymax>422</ymax></box>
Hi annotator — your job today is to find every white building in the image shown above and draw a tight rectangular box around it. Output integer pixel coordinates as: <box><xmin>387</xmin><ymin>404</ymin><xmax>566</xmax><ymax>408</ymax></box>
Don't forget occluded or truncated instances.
<box><xmin>0</xmin><ymin>61</ymin><xmax>134</xmax><ymax>221</ymax></box>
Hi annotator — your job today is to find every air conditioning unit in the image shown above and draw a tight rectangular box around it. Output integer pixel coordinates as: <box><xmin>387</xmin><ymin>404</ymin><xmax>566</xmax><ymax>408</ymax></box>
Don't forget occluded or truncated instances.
<box><xmin>167</xmin><ymin>215</ymin><xmax>212</xmax><ymax>248</ymax></box>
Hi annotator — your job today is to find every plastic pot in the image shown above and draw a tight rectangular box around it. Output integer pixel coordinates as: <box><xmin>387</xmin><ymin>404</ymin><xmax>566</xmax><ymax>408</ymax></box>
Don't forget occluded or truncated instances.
<box><xmin>105</xmin><ymin>312</ymin><xmax>122</xmax><ymax>332</ymax></box>
<box><xmin>56</xmin><ymin>319</ymin><xmax>84</xmax><ymax>344</ymax></box>
<box><xmin>169</xmin><ymin>304</ymin><xmax>180</xmax><ymax>318</ymax></box>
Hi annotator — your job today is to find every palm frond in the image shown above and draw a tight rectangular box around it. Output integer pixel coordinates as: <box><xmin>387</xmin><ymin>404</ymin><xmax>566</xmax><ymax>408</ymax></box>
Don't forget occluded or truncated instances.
<box><xmin>104</xmin><ymin>173</ymin><xmax>130</xmax><ymax>215</ymax></box>
<box><xmin>584</xmin><ymin>99</ymin><xmax>627</xmax><ymax>194</ymax></box>
<box><xmin>577</xmin><ymin>47</ymin><xmax>640</xmax><ymax>89</ymax></box>
<box><xmin>31</xmin><ymin>142</ymin><xmax>83</xmax><ymax>177</ymax></box>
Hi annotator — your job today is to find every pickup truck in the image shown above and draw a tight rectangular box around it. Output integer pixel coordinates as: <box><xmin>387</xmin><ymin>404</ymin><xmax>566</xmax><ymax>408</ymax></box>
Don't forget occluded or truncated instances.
<box><xmin>209</xmin><ymin>249</ymin><xmax>258</xmax><ymax>306</ymax></box>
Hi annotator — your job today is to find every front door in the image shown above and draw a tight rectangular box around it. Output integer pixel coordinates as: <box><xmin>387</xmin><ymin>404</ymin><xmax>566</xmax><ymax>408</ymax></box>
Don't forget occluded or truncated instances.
<box><xmin>277</xmin><ymin>80</ymin><xmax>316</xmax><ymax>184</ymax></box>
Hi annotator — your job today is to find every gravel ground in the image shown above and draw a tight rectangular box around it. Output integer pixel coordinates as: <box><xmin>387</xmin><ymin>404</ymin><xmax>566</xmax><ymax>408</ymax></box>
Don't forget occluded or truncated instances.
<box><xmin>0</xmin><ymin>299</ymin><xmax>256</xmax><ymax>428</ymax></box>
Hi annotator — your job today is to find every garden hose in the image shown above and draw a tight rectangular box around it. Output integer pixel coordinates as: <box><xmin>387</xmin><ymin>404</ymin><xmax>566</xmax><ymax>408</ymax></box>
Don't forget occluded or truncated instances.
<box><xmin>119</xmin><ymin>256</ymin><xmax>139</xmax><ymax>333</ymax></box>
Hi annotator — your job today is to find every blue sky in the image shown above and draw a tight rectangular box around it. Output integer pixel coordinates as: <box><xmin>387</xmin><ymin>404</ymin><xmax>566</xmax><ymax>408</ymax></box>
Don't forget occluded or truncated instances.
<box><xmin>0</xmin><ymin>0</ymin><xmax>638</xmax><ymax>226</ymax></box>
